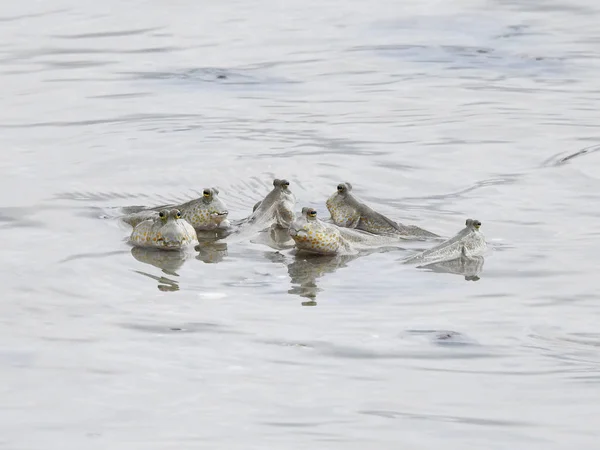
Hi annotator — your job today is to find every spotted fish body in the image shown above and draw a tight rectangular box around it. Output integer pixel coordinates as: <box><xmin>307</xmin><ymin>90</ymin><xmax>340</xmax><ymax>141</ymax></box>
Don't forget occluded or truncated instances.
<box><xmin>129</xmin><ymin>209</ymin><xmax>199</xmax><ymax>250</ymax></box>
<box><xmin>326</xmin><ymin>190</ymin><xmax>360</xmax><ymax>229</ymax></box>
<box><xmin>326</xmin><ymin>182</ymin><xmax>438</xmax><ymax>238</ymax></box>
<box><xmin>122</xmin><ymin>188</ymin><xmax>229</xmax><ymax>231</ymax></box>
<box><xmin>404</xmin><ymin>219</ymin><xmax>487</xmax><ymax>265</ymax></box>
<box><xmin>244</xmin><ymin>179</ymin><xmax>296</xmax><ymax>230</ymax></box>
<box><xmin>176</xmin><ymin>191</ymin><xmax>230</xmax><ymax>230</ymax></box>
<box><xmin>289</xmin><ymin>208</ymin><xmax>347</xmax><ymax>255</ymax></box>
<box><xmin>289</xmin><ymin>207</ymin><xmax>404</xmax><ymax>256</ymax></box>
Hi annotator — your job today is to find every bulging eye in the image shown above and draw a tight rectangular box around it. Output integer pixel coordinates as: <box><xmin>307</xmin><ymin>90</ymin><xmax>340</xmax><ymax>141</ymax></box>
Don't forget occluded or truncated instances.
<box><xmin>337</xmin><ymin>184</ymin><xmax>344</xmax><ymax>191</ymax></box>
<box><xmin>203</xmin><ymin>190</ymin><xmax>211</xmax><ymax>197</ymax></box>
<box><xmin>159</xmin><ymin>211</ymin><xmax>166</xmax><ymax>219</ymax></box>
<box><xmin>308</xmin><ymin>209</ymin><xmax>317</xmax><ymax>217</ymax></box>
<box><xmin>282</xmin><ymin>180</ymin><xmax>290</xmax><ymax>187</ymax></box>
<box><xmin>176</xmin><ymin>211</ymin><xmax>182</xmax><ymax>218</ymax></box>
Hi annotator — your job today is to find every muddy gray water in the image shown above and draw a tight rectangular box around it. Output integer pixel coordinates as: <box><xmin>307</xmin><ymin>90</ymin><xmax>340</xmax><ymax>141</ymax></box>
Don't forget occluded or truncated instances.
<box><xmin>1</xmin><ymin>0</ymin><xmax>600</xmax><ymax>448</ymax></box>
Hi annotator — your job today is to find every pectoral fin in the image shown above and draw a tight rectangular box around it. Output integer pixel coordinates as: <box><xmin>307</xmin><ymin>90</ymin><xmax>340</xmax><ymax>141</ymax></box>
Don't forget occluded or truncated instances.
<box><xmin>344</xmin><ymin>212</ymin><xmax>361</xmax><ymax>229</ymax></box>
<box><xmin>461</xmin><ymin>244</ymin><xmax>473</xmax><ymax>259</ymax></box>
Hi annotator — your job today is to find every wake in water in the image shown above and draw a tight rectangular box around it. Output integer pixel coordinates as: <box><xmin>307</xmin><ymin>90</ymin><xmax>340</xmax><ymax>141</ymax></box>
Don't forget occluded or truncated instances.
<box><xmin>542</xmin><ymin>143</ymin><xmax>600</xmax><ymax>167</ymax></box>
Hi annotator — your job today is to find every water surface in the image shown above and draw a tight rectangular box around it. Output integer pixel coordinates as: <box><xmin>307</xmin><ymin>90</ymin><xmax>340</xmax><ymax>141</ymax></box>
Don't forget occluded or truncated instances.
<box><xmin>1</xmin><ymin>0</ymin><xmax>600</xmax><ymax>448</ymax></box>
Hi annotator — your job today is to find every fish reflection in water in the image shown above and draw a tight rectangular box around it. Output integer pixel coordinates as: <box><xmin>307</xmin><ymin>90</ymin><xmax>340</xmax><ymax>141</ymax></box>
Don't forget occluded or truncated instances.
<box><xmin>131</xmin><ymin>238</ymin><xmax>229</xmax><ymax>290</ymax></box>
<box><xmin>130</xmin><ymin>247</ymin><xmax>193</xmax><ymax>291</ymax></box>
<box><xmin>259</xmin><ymin>226</ymin><xmax>485</xmax><ymax>303</ymax></box>
<box><xmin>262</xmin><ymin>250</ymin><xmax>358</xmax><ymax>305</ymax></box>
<box><xmin>417</xmin><ymin>255</ymin><xmax>485</xmax><ymax>281</ymax></box>
<box><xmin>256</xmin><ymin>224</ymin><xmax>387</xmax><ymax>304</ymax></box>
<box><xmin>130</xmin><ymin>221</ymin><xmax>485</xmax><ymax>294</ymax></box>
<box><xmin>278</xmin><ymin>250</ymin><xmax>485</xmax><ymax>303</ymax></box>
<box><xmin>286</xmin><ymin>253</ymin><xmax>358</xmax><ymax>304</ymax></box>
<box><xmin>195</xmin><ymin>238</ymin><xmax>228</xmax><ymax>264</ymax></box>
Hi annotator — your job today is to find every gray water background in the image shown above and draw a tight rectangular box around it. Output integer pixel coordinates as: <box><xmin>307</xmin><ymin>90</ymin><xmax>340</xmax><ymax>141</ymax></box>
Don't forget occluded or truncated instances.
<box><xmin>1</xmin><ymin>0</ymin><xmax>600</xmax><ymax>448</ymax></box>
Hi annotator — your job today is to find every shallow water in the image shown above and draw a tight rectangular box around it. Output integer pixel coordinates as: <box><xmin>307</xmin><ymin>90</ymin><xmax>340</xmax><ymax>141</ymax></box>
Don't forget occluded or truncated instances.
<box><xmin>1</xmin><ymin>0</ymin><xmax>600</xmax><ymax>448</ymax></box>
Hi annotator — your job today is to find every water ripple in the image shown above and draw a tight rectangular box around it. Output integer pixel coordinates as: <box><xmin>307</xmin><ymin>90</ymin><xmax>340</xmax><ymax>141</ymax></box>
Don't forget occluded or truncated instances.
<box><xmin>0</xmin><ymin>113</ymin><xmax>203</xmax><ymax>128</ymax></box>
<box><xmin>542</xmin><ymin>143</ymin><xmax>600</xmax><ymax>167</ymax></box>
<box><xmin>52</xmin><ymin>27</ymin><xmax>164</xmax><ymax>40</ymax></box>
<box><xmin>359</xmin><ymin>409</ymin><xmax>535</xmax><ymax>427</ymax></box>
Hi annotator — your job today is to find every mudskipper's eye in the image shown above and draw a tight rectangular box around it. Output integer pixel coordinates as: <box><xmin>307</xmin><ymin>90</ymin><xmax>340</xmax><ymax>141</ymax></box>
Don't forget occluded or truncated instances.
<box><xmin>176</xmin><ymin>211</ymin><xmax>182</xmax><ymax>219</ymax></box>
<box><xmin>159</xmin><ymin>211</ymin><xmax>166</xmax><ymax>219</ymax></box>
<box><xmin>308</xmin><ymin>209</ymin><xmax>317</xmax><ymax>217</ymax></box>
<box><xmin>337</xmin><ymin>184</ymin><xmax>344</xmax><ymax>191</ymax></box>
<box><xmin>203</xmin><ymin>190</ymin><xmax>211</xmax><ymax>198</ymax></box>
<box><xmin>282</xmin><ymin>180</ymin><xmax>289</xmax><ymax>187</ymax></box>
